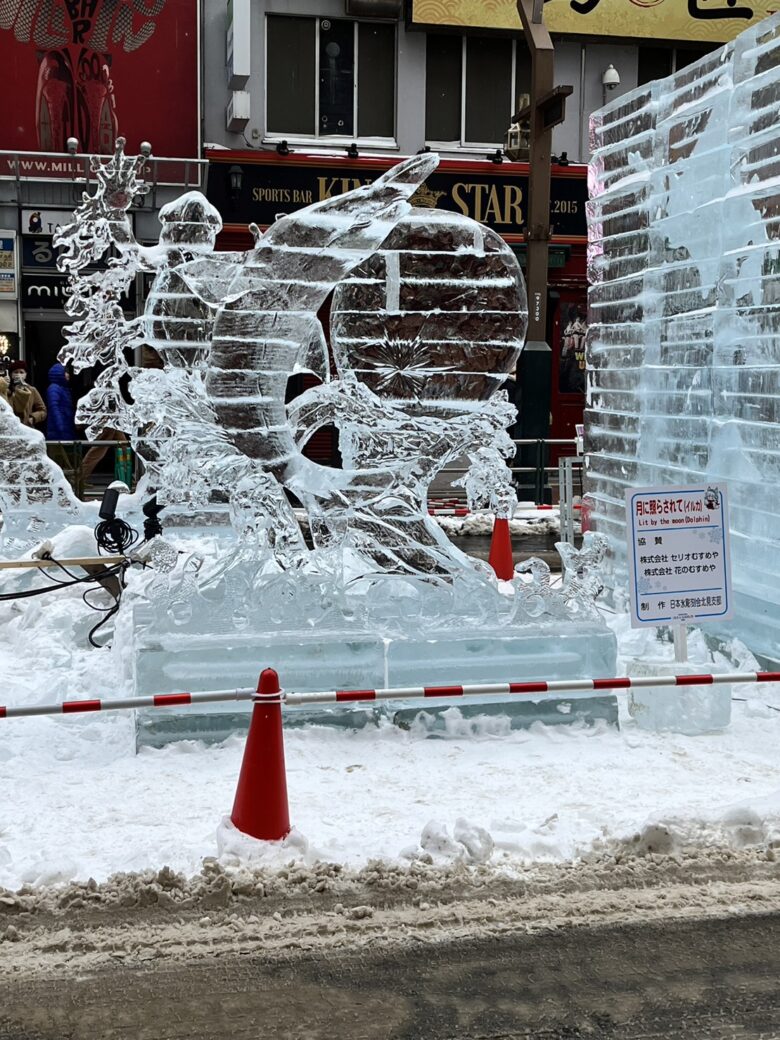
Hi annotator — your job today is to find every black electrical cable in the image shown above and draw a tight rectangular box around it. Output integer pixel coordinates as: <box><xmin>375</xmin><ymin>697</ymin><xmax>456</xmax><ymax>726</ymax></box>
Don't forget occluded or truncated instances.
<box><xmin>85</xmin><ymin>598</ymin><xmax>122</xmax><ymax>649</ymax></box>
<box><xmin>0</xmin><ymin>563</ymin><xmax>127</xmax><ymax>602</ymax></box>
<box><xmin>94</xmin><ymin>516</ymin><xmax>138</xmax><ymax>556</ymax></box>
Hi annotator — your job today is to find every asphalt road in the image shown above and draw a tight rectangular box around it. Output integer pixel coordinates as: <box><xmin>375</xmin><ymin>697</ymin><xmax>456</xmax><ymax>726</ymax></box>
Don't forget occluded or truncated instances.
<box><xmin>1</xmin><ymin>898</ymin><xmax>778</xmax><ymax>1039</ymax></box>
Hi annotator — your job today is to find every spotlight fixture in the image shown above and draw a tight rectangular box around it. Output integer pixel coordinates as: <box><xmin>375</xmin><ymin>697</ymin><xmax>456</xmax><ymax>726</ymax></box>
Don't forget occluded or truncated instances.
<box><xmin>139</xmin><ymin>141</ymin><xmax>152</xmax><ymax>157</ymax></box>
<box><xmin>558</xmin><ymin>151</ymin><xmax>569</xmax><ymax>166</ymax></box>
<box><xmin>416</xmin><ymin>145</ymin><xmax>431</xmax><ymax>154</ymax></box>
<box><xmin>66</xmin><ymin>137</ymin><xmax>79</xmax><ymax>155</ymax></box>
<box><xmin>488</xmin><ymin>148</ymin><xmax>504</xmax><ymax>165</ymax></box>
<box><xmin>346</xmin><ymin>143</ymin><xmax>359</xmax><ymax>159</ymax></box>
<box><xmin>276</xmin><ymin>140</ymin><xmax>292</xmax><ymax>156</ymax></box>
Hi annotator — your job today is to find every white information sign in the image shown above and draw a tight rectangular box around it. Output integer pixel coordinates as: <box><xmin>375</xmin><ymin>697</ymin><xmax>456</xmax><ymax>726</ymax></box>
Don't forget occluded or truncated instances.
<box><xmin>625</xmin><ymin>484</ymin><xmax>733</xmax><ymax>628</ymax></box>
<box><xmin>574</xmin><ymin>422</ymin><xmax>584</xmax><ymax>455</ymax></box>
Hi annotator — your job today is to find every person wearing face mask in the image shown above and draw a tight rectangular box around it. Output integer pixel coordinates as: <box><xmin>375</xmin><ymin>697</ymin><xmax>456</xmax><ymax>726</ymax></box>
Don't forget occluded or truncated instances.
<box><xmin>1</xmin><ymin>362</ymin><xmax>47</xmax><ymax>428</ymax></box>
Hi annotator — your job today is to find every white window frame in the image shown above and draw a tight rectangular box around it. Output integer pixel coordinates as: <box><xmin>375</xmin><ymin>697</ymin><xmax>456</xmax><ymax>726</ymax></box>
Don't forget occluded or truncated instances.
<box><xmin>426</xmin><ymin>35</ymin><xmax>521</xmax><ymax>151</ymax></box>
<box><xmin>263</xmin><ymin>14</ymin><xmax>399</xmax><ymax>149</ymax></box>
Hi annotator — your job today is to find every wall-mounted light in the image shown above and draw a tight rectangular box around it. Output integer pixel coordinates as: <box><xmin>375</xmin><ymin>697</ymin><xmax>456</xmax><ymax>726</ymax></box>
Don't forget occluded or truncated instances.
<box><xmin>66</xmin><ymin>137</ymin><xmax>79</xmax><ymax>155</ymax></box>
<box><xmin>346</xmin><ymin>143</ymin><xmax>359</xmax><ymax>159</ymax></box>
<box><xmin>229</xmin><ymin>164</ymin><xmax>243</xmax><ymax>202</ymax></box>
<box><xmin>139</xmin><ymin>141</ymin><xmax>152</xmax><ymax>157</ymax></box>
<box><xmin>276</xmin><ymin>140</ymin><xmax>292</xmax><ymax>156</ymax></box>
<box><xmin>558</xmin><ymin>151</ymin><xmax>569</xmax><ymax>166</ymax></box>
<box><xmin>488</xmin><ymin>148</ymin><xmax>504</xmax><ymax>165</ymax></box>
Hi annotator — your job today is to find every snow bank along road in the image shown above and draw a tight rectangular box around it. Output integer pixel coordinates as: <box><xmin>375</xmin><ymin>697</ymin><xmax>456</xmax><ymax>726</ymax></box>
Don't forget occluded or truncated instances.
<box><xmin>1</xmin><ymin>848</ymin><xmax>778</xmax><ymax>1039</ymax></box>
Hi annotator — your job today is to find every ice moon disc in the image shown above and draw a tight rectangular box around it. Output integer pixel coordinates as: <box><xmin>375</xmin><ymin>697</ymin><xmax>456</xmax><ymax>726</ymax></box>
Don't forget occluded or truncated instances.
<box><xmin>331</xmin><ymin>209</ymin><xmax>528</xmax><ymax>419</ymax></box>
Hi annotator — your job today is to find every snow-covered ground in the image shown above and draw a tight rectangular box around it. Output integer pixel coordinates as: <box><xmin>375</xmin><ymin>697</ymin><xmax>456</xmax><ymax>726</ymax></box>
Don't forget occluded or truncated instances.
<box><xmin>1</xmin><ymin>561</ymin><xmax>779</xmax><ymax>891</ymax></box>
<box><xmin>433</xmin><ymin>506</ymin><xmax>564</xmax><ymax>539</ymax></box>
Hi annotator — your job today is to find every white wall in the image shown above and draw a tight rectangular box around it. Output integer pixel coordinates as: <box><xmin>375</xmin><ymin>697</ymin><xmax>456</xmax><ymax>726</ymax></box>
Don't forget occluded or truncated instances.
<box><xmin>203</xmin><ymin>0</ymin><xmax>642</xmax><ymax>163</ymax></box>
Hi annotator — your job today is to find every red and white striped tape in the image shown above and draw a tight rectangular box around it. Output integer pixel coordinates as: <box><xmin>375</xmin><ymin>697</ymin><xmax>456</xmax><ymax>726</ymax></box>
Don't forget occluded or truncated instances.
<box><xmin>2</xmin><ymin>672</ymin><xmax>779</xmax><ymax>720</ymax></box>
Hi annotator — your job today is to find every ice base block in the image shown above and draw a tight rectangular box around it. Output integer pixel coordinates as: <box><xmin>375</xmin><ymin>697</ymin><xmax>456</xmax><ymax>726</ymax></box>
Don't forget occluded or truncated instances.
<box><xmin>129</xmin><ymin>615</ymin><xmax>618</xmax><ymax>748</ymax></box>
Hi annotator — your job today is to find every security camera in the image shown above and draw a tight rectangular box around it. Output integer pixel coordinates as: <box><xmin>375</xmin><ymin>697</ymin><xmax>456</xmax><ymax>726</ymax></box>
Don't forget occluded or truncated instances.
<box><xmin>602</xmin><ymin>65</ymin><xmax>620</xmax><ymax>90</ymax></box>
<box><xmin>66</xmin><ymin>137</ymin><xmax>79</xmax><ymax>155</ymax></box>
<box><xmin>139</xmin><ymin>141</ymin><xmax>152</xmax><ymax>157</ymax></box>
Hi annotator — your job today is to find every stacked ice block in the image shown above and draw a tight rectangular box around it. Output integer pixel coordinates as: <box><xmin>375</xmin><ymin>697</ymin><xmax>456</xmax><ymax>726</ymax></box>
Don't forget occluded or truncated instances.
<box><xmin>587</xmin><ymin>15</ymin><xmax>780</xmax><ymax>660</ymax></box>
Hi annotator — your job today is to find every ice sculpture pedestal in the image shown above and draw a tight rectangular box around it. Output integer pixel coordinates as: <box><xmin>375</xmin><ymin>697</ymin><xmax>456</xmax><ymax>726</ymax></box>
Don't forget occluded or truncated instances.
<box><xmin>624</xmin><ymin>658</ymin><xmax>731</xmax><ymax>735</ymax></box>
<box><xmin>129</xmin><ymin>617</ymin><xmax>618</xmax><ymax>748</ymax></box>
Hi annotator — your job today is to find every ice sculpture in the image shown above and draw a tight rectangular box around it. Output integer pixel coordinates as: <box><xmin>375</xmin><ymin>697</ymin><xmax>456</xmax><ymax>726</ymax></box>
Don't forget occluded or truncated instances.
<box><xmin>55</xmin><ymin>140</ymin><xmax>147</xmax><ymax>441</ymax></box>
<box><xmin>100</xmin><ymin>150</ymin><xmax>528</xmax><ymax>579</ymax></box>
<box><xmin>587</xmin><ymin>14</ymin><xmax>780</xmax><ymax>660</ymax></box>
<box><xmin>0</xmin><ymin>397</ymin><xmax>85</xmax><ymax>553</ymax></box>
<box><xmin>0</xmin><ymin>142</ymin><xmax>617</xmax><ymax>732</ymax></box>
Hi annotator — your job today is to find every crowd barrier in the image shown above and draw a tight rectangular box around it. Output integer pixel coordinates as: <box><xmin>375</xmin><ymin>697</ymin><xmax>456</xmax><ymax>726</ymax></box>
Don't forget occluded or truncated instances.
<box><xmin>3</xmin><ymin>666</ymin><xmax>780</xmax><ymax>845</ymax></box>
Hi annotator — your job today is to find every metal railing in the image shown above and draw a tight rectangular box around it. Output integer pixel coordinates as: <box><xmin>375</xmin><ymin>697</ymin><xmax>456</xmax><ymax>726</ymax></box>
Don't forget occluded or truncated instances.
<box><xmin>45</xmin><ymin>439</ymin><xmax>136</xmax><ymax>498</ymax></box>
<box><xmin>0</xmin><ymin>149</ymin><xmax>206</xmax><ymax>207</ymax></box>
<box><xmin>438</xmin><ymin>438</ymin><xmax>583</xmax><ymax>507</ymax></box>
<box><xmin>46</xmin><ymin>436</ymin><xmax>581</xmax><ymax>508</ymax></box>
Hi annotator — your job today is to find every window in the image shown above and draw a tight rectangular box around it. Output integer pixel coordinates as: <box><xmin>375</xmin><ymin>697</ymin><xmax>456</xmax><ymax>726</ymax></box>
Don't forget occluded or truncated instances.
<box><xmin>425</xmin><ymin>34</ymin><xmax>529</xmax><ymax>147</ymax></box>
<box><xmin>265</xmin><ymin>15</ymin><xmax>396</xmax><ymax>140</ymax></box>
<box><xmin>674</xmin><ymin>43</ymin><xmax>719</xmax><ymax>72</ymax></box>
<box><xmin>637</xmin><ymin>47</ymin><xmax>673</xmax><ymax>87</ymax></box>
<box><xmin>637</xmin><ymin>44</ymin><xmax>719</xmax><ymax>87</ymax></box>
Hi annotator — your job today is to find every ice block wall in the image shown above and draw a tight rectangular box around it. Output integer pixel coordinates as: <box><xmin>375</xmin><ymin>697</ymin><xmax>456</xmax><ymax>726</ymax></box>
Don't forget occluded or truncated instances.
<box><xmin>587</xmin><ymin>15</ymin><xmax>780</xmax><ymax>660</ymax></box>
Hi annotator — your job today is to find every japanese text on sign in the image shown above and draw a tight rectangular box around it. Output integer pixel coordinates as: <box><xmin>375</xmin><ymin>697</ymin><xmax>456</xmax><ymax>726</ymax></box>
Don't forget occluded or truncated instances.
<box><xmin>625</xmin><ymin>485</ymin><xmax>733</xmax><ymax>628</ymax></box>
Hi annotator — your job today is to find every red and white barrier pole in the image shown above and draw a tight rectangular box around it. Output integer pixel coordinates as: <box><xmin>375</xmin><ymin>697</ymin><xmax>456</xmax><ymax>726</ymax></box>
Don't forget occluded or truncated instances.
<box><xmin>0</xmin><ymin>687</ymin><xmax>255</xmax><ymax>720</ymax></box>
<box><xmin>2</xmin><ymin>671</ymin><xmax>779</xmax><ymax>720</ymax></box>
<box><xmin>283</xmin><ymin>670</ymin><xmax>780</xmax><ymax>707</ymax></box>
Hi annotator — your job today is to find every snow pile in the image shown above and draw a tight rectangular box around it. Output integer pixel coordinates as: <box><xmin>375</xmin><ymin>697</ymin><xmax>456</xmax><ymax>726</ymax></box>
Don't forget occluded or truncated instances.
<box><xmin>0</xmin><ymin>576</ymin><xmax>779</xmax><ymax>891</ymax></box>
<box><xmin>433</xmin><ymin>508</ymin><xmax>562</xmax><ymax>539</ymax></box>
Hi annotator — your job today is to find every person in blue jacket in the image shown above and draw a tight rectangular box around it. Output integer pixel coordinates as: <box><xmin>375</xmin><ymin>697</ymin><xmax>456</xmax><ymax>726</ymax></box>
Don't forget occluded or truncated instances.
<box><xmin>45</xmin><ymin>363</ymin><xmax>75</xmax><ymax>441</ymax></box>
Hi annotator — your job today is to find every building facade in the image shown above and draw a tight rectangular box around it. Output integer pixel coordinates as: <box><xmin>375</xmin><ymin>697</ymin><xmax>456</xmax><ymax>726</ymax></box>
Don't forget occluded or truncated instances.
<box><xmin>201</xmin><ymin>0</ymin><xmax>757</xmax><ymax>445</ymax></box>
<box><xmin>0</xmin><ymin>0</ymin><xmax>201</xmax><ymax>398</ymax></box>
<box><xmin>0</xmin><ymin>0</ymin><xmax>770</xmax><ymax>437</ymax></box>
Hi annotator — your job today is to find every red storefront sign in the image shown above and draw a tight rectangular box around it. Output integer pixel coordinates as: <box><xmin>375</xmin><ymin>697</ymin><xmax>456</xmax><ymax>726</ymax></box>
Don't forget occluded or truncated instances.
<box><xmin>0</xmin><ymin>0</ymin><xmax>199</xmax><ymax>172</ymax></box>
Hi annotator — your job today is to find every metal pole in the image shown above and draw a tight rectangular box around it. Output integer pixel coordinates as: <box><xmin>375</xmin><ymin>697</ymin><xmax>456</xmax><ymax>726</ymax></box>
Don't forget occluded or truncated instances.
<box><xmin>4</xmin><ymin>672</ymin><xmax>780</xmax><ymax>719</ymax></box>
<box><xmin>536</xmin><ymin>439</ymin><xmax>544</xmax><ymax>504</ymax></box>
<box><xmin>558</xmin><ymin>456</ymin><xmax>567</xmax><ymax>535</ymax></box>
<box><xmin>516</xmin><ymin>0</ymin><xmax>556</xmax><ymax>498</ymax></box>
<box><xmin>516</xmin><ymin>0</ymin><xmax>555</xmax><ymax>349</ymax></box>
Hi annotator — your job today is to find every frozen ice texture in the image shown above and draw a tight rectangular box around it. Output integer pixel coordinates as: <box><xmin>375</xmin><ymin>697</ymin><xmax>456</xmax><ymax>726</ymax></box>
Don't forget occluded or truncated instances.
<box><xmin>1</xmin><ymin>143</ymin><xmax>617</xmax><ymax>715</ymax></box>
<box><xmin>587</xmin><ymin>15</ymin><xmax>780</xmax><ymax>660</ymax></box>
<box><xmin>137</xmin><ymin>153</ymin><xmax>529</xmax><ymax>580</ymax></box>
<box><xmin>623</xmin><ymin>659</ymin><xmax>732</xmax><ymax>735</ymax></box>
<box><xmin>0</xmin><ymin>398</ymin><xmax>84</xmax><ymax>553</ymax></box>
<box><xmin>56</xmin><ymin>138</ymin><xmax>148</xmax><ymax>442</ymax></box>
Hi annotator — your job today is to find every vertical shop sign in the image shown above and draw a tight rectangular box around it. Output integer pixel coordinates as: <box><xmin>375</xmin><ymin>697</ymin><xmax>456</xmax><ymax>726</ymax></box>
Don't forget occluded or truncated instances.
<box><xmin>0</xmin><ymin>232</ymin><xmax>19</xmax><ymax>299</ymax></box>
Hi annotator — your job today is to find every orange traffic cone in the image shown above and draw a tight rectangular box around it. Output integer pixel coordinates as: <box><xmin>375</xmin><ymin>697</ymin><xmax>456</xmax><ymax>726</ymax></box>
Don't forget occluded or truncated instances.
<box><xmin>231</xmin><ymin>668</ymin><xmax>291</xmax><ymax>841</ymax></box>
<box><xmin>488</xmin><ymin>516</ymin><xmax>514</xmax><ymax>581</ymax></box>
